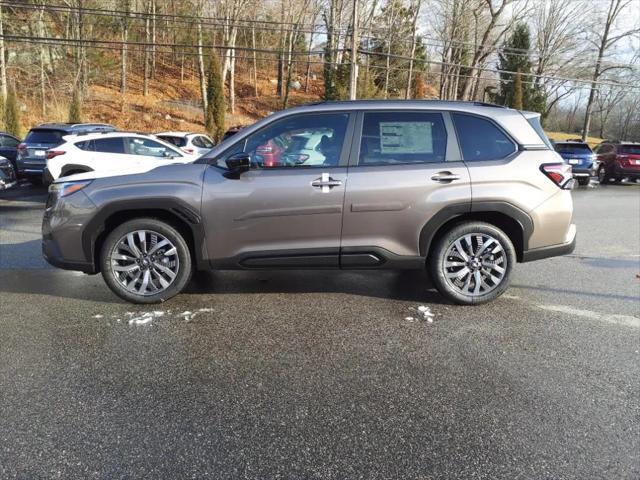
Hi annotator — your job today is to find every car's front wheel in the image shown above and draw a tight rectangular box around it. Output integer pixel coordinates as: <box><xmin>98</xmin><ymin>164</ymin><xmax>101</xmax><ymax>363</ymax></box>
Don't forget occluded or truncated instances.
<box><xmin>429</xmin><ymin>222</ymin><xmax>516</xmax><ymax>305</ymax></box>
<box><xmin>100</xmin><ymin>218</ymin><xmax>193</xmax><ymax>304</ymax></box>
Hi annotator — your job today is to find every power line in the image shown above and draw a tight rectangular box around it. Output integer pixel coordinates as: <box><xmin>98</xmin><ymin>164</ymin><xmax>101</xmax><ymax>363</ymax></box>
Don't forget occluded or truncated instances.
<box><xmin>5</xmin><ymin>0</ymin><xmax>638</xmax><ymax>70</ymax></box>
<box><xmin>4</xmin><ymin>32</ymin><xmax>636</xmax><ymax>91</ymax></box>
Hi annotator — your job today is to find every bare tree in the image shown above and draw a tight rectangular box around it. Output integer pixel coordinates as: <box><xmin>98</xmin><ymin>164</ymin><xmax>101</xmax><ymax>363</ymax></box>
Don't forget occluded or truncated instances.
<box><xmin>581</xmin><ymin>0</ymin><xmax>639</xmax><ymax>140</ymax></box>
<box><xmin>405</xmin><ymin>0</ymin><xmax>423</xmax><ymax>99</ymax></box>
<box><xmin>0</xmin><ymin>4</ymin><xmax>7</xmax><ymax>99</ymax></box>
<box><xmin>120</xmin><ymin>0</ymin><xmax>131</xmax><ymax>95</ymax></box>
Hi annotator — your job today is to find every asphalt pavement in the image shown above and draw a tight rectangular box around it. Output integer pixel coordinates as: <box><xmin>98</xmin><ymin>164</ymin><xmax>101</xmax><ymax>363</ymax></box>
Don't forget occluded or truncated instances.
<box><xmin>1</xmin><ymin>180</ymin><xmax>639</xmax><ymax>479</ymax></box>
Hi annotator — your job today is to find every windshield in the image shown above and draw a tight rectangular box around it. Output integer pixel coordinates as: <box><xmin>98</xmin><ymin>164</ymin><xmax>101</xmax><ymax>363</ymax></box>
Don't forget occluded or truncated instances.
<box><xmin>25</xmin><ymin>129</ymin><xmax>66</xmax><ymax>145</ymax></box>
<box><xmin>555</xmin><ymin>143</ymin><xmax>592</xmax><ymax>154</ymax></box>
<box><xmin>620</xmin><ymin>145</ymin><xmax>640</xmax><ymax>155</ymax></box>
<box><xmin>157</xmin><ymin>135</ymin><xmax>187</xmax><ymax>148</ymax></box>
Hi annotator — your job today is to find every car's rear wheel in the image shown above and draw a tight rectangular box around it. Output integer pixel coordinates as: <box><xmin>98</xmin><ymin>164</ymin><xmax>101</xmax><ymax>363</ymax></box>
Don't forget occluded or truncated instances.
<box><xmin>597</xmin><ymin>166</ymin><xmax>611</xmax><ymax>184</ymax></box>
<box><xmin>429</xmin><ymin>222</ymin><xmax>516</xmax><ymax>305</ymax></box>
<box><xmin>100</xmin><ymin>218</ymin><xmax>192</xmax><ymax>304</ymax></box>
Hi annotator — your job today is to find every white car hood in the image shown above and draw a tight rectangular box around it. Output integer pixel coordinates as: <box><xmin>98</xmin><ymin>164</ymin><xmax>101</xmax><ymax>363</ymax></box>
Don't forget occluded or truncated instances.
<box><xmin>56</xmin><ymin>160</ymin><xmax>195</xmax><ymax>183</ymax></box>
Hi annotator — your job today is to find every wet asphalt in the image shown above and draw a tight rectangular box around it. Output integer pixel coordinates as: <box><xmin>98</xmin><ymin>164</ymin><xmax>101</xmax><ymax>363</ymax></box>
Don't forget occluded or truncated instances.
<box><xmin>0</xmin><ymin>181</ymin><xmax>639</xmax><ymax>479</ymax></box>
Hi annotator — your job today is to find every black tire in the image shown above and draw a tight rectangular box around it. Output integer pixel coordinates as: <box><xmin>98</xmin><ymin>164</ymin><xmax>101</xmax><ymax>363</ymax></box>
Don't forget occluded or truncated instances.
<box><xmin>597</xmin><ymin>166</ymin><xmax>611</xmax><ymax>184</ymax></box>
<box><xmin>577</xmin><ymin>177</ymin><xmax>590</xmax><ymax>186</ymax></box>
<box><xmin>100</xmin><ymin>218</ymin><xmax>193</xmax><ymax>304</ymax></box>
<box><xmin>428</xmin><ymin>222</ymin><xmax>516</xmax><ymax>305</ymax></box>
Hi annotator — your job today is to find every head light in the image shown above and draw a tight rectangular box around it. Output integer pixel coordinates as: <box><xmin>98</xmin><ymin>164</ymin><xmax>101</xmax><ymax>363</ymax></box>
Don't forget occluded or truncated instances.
<box><xmin>49</xmin><ymin>180</ymin><xmax>93</xmax><ymax>197</ymax></box>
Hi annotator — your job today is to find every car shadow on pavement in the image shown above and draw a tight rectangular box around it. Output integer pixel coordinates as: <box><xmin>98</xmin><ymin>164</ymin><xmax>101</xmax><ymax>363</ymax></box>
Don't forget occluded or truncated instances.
<box><xmin>185</xmin><ymin>269</ymin><xmax>449</xmax><ymax>304</ymax></box>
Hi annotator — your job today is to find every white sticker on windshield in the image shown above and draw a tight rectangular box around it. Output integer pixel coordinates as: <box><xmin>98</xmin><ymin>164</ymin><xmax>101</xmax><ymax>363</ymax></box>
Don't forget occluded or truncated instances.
<box><xmin>379</xmin><ymin>122</ymin><xmax>433</xmax><ymax>154</ymax></box>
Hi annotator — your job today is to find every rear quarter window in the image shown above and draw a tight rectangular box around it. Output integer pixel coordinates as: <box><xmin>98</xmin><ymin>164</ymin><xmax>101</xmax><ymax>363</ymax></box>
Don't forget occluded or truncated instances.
<box><xmin>452</xmin><ymin>113</ymin><xmax>516</xmax><ymax>161</ymax></box>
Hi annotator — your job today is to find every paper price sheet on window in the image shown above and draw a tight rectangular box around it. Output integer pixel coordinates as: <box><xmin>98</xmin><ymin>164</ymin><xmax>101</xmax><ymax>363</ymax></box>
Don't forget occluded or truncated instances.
<box><xmin>379</xmin><ymin>122</ymin><xmax>433</xmax><ymax>154</ymax></box>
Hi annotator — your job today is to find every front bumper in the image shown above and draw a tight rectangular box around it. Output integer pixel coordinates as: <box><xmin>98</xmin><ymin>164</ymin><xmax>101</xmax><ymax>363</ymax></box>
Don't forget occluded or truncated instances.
<box><xmin>42</xmin><ymin>189</ymin><xmax>98</xmax><ymax>273</ymax></box>
<box><xmin>522</xmin><ymin>224</ymin><xmax>576</xmax><ymax>262</ymax></box>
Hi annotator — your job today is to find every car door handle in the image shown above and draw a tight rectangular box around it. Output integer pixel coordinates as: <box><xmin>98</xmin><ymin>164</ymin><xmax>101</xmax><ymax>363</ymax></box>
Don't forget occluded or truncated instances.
<box><xmin>431</xmin><ymin>172</ymin><xmax>461</xmax><ymax>183</ymax></box>
<box><xmin>312</xmin><ymin>173</ymin><xmax>342</xmax><ymax>192</ymax></box>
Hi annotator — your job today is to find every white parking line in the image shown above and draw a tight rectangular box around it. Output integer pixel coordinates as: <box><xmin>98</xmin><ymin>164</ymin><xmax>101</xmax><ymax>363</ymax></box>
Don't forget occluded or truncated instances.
<box><xmin>536</xmin><ymin>304</ymin><xmax>640</xmax><ymax>328</ymax></box>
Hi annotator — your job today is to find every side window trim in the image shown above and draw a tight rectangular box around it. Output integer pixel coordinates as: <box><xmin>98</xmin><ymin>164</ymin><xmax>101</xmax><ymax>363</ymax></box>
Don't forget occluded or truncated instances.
<box><xmin>451</xmin><ymin>111</ymin><xmax>519</xmax><ymax>163</ymax></box>
<box><xmin>348</xmin><ymin>109</ymin><xmax>457</xmax><ymax>167</ymax></box>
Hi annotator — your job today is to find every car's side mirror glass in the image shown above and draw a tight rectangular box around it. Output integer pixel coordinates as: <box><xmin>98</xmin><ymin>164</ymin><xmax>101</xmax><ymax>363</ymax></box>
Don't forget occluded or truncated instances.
<box><xmin>224</xmin><ymin>152</ymin><xmax>251</xmax><ymax>179</ymax></box>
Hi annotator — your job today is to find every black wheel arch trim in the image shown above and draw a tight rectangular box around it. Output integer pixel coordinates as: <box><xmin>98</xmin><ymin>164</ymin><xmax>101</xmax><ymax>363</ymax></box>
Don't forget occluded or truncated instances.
<box><xmin>419</xmin><ymin>201</ymin><xmax>534</xmax><ymax>258</ymax></box>
<box><xmin>81</xmin><ymin>197</ymin><xmax>206</xmax><ymax>273</ymax></box>
<box><xmin>60</xmin><ymin>164</ymin><xmax>94</xmax><ymax>177</ymax></box>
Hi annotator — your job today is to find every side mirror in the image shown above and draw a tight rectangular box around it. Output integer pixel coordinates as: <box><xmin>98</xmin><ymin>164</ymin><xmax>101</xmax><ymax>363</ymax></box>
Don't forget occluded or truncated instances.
<box><xmin>224</xmin><ymin>152</ymin><xmax>251</xmax><ymax>179</ymax></box>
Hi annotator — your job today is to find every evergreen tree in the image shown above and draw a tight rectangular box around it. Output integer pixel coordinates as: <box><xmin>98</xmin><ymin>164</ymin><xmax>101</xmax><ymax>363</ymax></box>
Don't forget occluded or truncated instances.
<box><xmin>4</xmin><ymin>86</ymin><xmax>20</xmax><ymax>138</ymax></box>
<box><xmin>205</xmin><ymin>53</ymin><xmax>225</xmax><ymax>142</ymax></box>
<box><xmin>68</xmin><ymin>86</ymin><xmax>83</xmax><ymax>123</ymax></box>
<box><xmin>492</xmin><ymin>23</ymin><xmax>545</xmax><ymax>114</ymax></box>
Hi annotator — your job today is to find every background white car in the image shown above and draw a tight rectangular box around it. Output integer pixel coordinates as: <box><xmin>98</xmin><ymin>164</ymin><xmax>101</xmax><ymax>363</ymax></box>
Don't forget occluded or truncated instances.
<box><xmin>44</xmin><ymin>132</ymin><xmax>195</xmax><ymax>182</ymax></box>
<box><xmin>154</xmin><ymin>131</ymin><xmax>215</xmax><ymax>157</ymax></box>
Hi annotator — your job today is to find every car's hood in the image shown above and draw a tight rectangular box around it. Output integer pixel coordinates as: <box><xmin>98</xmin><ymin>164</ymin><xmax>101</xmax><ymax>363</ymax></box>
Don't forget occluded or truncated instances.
<box><xmin>56</xmin><ymin>160</ymin><xmax>196</xmax><ymax>183</ymax></box>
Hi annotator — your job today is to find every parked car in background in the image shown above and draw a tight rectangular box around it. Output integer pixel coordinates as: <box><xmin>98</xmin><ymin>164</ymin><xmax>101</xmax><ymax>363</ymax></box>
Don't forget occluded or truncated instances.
<box><xmin>0</xmin><ymin>156</ymin><xmax>17</xmax><ymax>190</ymax></box>
<box><xmin>17</xmin><ymin>123</ymin><xmax>116</xmax><ymax>184</ymax></box>
<box><xmin>43</xmin><ymin>101</ymin><xmax>575</xmax><ymax>306</ymax></box>
<box><xmin>594</xmin><ymin>141</ymin><xmax>640</xmax><ymax>184</ymax></box>
<box><xmin>0</xmin><ymin>132</ymin><xmax>21</xmax><ymax>172</ymax></box>
<box><xmin>552</xmin><ymin>139</ymin><xmax>598</xmax><ymax>186</ymax></box>
<box><xmin>44</xmin><ymin>132</ymin><xmax>195</xmax><ymax>183</ymax></box>
<box><xmin>154</xmin><ymin>132</ymin><xmax>215</xmax><ymax>157</ymax></box>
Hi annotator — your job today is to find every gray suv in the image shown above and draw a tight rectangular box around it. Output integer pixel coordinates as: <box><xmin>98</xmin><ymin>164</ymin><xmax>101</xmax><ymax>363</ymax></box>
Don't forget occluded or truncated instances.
<box><xmin>42</xmin><ymin>101</ymin><xmax>576</xmax><ymax>305</ymax></box>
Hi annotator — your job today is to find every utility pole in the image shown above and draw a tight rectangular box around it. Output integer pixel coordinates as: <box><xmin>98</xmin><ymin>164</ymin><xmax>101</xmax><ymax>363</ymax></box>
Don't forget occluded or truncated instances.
<box><xmin>348</xmin><ymin>0</ymin><xmax>359</xmax><ymax>100</ymax></box>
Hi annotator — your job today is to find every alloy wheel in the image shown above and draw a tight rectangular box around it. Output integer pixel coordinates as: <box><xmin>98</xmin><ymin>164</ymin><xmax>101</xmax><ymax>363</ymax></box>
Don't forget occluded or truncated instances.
<box><xmin>442</xmin><ymin>233</ymin><xmax>507</xmax><ymax>297</ymax></box>
<box><xmin>110</xmin><ymin>230</ymin><xmax>180</xmax><ymax>296</ymax></box>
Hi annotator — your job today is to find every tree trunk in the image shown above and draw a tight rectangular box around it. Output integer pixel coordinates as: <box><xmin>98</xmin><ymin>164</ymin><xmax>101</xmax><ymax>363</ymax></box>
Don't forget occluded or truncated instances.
<box><xmin>197</xmin><ymin>19</ymin><xmax>207</xmax><ymax>114</ymax></box>
<box><xmin>229</xmin><ymin>49</ymin><xmax>236</xmax><ymax>114</ymax></box>
<box><xmin>349</xmin><ymin>0</ymin><xmax>359</xmax><ymax>100</ymax></box>
<box><xmin>405</xmin><ymin>0</ymin><xmax>422</xmax><ymax>99</ymax></box>
<box><xmin>151</xmin><ymin>0</ymin><xmax>157</xmax><ymax>78</ymax></box>
<box><xmin>0</xmin><ymin>5</ymin><xmax>7</xmax><ymax>99</ymax></box>
<box><xmin>120</xmin><ymin>3</ymin><xmax>129</xmax><ymax>95</ymax></box>
<box><xmin>252</xmin><ymin>25</ymin><xmax>258</xmax><ymax>96</ymax></box>
<box><xmin>143</xmin><ymin>2</ymin><xmax>150</xmax><ymax>96</ymax></box>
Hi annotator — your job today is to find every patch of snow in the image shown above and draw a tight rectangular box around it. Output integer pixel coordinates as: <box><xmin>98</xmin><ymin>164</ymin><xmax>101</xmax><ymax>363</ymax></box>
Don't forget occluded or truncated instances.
<box><xmin>92</xmin><ymin>314</ymin><xmax>104</xmax><ymax>319</ymax></box>
<box><xmin>405</xmin><ymin>316</ymin><xmax>415</xmax><ymax>322</ymax></box>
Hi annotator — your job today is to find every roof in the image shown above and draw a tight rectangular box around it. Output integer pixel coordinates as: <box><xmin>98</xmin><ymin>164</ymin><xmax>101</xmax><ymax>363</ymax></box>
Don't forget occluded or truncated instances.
<box><xmin>62</xmin><ymin>131</ymin><xmax>154</xmax><ymax>141</ymax></box>
<box><xmin>155</xmin><ymin>131</ymin><xmax>197</xmax><ymax>137</ymax></box>
<box><xmin>33</xmin><ymin>122</ymin><xmax>116</xmax><ymax>132</ymax></box>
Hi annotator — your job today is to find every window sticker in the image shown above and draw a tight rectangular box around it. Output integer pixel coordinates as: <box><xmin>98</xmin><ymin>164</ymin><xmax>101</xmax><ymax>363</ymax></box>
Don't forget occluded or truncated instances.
<box><xmin>379</xmin><ymin>122</ymin><xmax>433</xmax><ymax>154</ymax></box>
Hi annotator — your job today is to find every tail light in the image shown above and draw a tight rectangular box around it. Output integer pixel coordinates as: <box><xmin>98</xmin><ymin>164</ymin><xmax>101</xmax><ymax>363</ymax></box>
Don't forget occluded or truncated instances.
<box><xmin>17</xmin><ymin>143</ymin><xmax>27</xmax><ymax>154</ymax></box>
<box><xmin>46</xmin><ymin>150</ymin><xmax>66</xmax><ymax>160</ymax></box>
<box><xmin>617</xmin><ymin>154</ymin><xmax>630</xmax><ymax>167</ymax></box>
<box><xmin>541</xmin><ymin>163</ymin><xmax>574</xmax><ymax>189</ymax></box>
<box><xmin>182</xmin><ymin>147</ymin><xmax>194</xmax><ymax>154</ymax></box>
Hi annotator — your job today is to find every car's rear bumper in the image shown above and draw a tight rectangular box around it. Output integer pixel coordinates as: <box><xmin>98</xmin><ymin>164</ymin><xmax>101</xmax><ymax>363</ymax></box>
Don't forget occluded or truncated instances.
<box><xmin>613</xmin><ymin>165</ymin><xmax>640</xmax><ymax>178</ymax></box>
<box><xmin>521</xmin><ymin>224</ymin><xmax>576</xmax><ymax>262</ymax></box>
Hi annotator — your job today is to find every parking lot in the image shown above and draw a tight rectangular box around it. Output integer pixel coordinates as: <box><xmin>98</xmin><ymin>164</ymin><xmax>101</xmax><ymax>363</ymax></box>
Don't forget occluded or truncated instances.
<box><xmin>1</xmin><ymin>180</ymin><xmax>639</xmax><ymax>479</ymax></box>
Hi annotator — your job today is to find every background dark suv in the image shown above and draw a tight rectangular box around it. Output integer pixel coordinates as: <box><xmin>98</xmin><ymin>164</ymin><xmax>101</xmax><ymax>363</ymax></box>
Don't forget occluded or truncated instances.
<box><xmin>595</xmin><ymin>141</ymin><xmax>640</xmax><ymax>184</ymax></box>
<box><xmin>17</xmin><ymin>123</ymin><xmax>116</xmax><ymax>184</ymax></box>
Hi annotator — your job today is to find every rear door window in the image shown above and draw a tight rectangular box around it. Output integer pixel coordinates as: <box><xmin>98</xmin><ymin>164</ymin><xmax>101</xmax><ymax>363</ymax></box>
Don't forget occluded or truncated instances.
<box><xmin>25</xmin><ymin>129</ymin><xmax>67</xmax><ymax>145</ymax></box>
<box><xmin>358</xmin><ymin>111</ymin><xmax>447</xmax><ymax>166</ymax></box>
<box><xmin>199</xmin><ymin>136</ymin><xmax>214</xmax><ymax>148</ymax></box>
<box><xmin>452</xmin><ymin>113</ymin><xmax>516</xmax><ymax>161</ymax></box>
<box><xmin>93</xmin><ymin>137</ymin><xmax>126</xmax><ymax>154</ymax></box>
